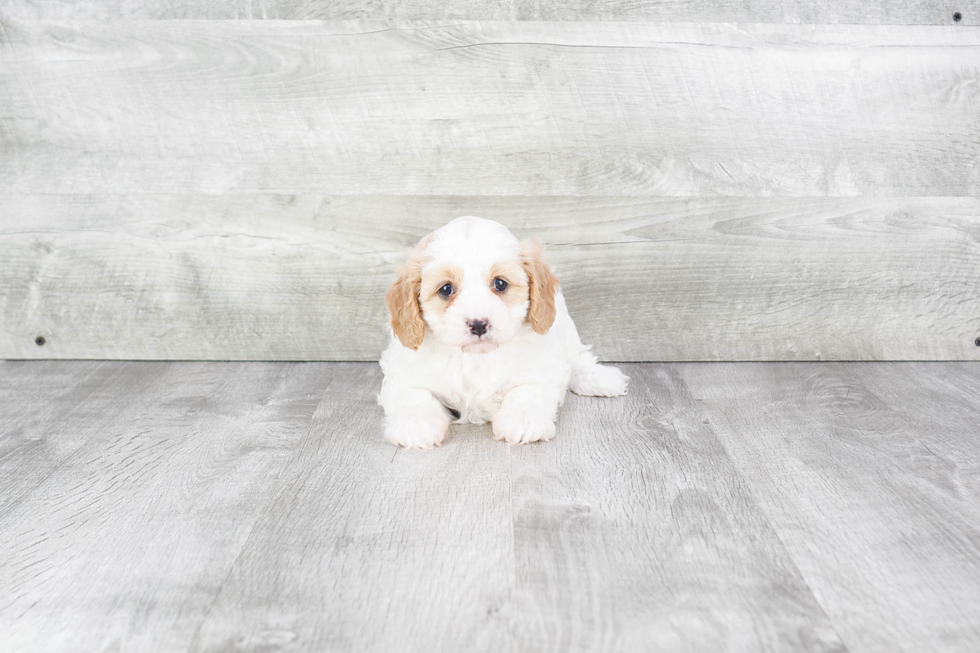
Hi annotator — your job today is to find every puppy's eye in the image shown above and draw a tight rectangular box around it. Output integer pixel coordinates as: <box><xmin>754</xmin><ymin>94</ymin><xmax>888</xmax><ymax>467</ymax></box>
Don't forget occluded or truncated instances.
<box><xmin>438</xmin><ymin>283</ymin><xmax>454</xmax><ymax>298</ymax></box>
<box><xmin>493</xmin><ymin>278</ymin><xmax>508</xmax><ymax>292</ymax></box>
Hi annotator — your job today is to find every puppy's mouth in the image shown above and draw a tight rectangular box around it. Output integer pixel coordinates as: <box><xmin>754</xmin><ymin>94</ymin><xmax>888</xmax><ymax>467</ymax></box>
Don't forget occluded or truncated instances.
<box><xmin>461</xmin><ymin>339</ymin><xmax>499</xmax><ymax>354</ymax></box>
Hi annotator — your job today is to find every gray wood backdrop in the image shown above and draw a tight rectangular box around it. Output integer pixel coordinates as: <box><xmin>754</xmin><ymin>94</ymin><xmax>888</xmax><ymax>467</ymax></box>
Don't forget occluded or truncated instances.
<box><xmin>1</xmin><ymin>5</ymin><xmax>979</xmax><ymax>361</ymax></box>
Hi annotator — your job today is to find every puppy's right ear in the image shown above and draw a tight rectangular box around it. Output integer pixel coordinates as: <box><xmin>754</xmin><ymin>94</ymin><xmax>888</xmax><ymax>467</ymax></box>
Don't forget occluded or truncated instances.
<box><xmin>385</xmin><ymin>234</ymin><xmax>433</xmax><ymax>350</ymax></box>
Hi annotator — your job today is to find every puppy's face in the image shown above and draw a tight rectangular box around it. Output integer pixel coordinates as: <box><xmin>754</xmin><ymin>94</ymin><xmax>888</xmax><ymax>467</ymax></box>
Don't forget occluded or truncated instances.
<box><xmin>386</xmin><ymin>217</ymin><xmax>559</xmax><ymax>353</ymax></box>
<box><xmin>419</xmin><ymin>256</ymin><xmax>529</xmax><ymax>354</ymax></box>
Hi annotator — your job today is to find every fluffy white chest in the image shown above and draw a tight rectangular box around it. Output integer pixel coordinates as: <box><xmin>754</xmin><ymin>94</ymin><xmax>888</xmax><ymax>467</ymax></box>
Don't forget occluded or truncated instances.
<box><xmin>431</xmin><ymin>350</ymin><xmax>511</xmax><ymax>424</ymax></box>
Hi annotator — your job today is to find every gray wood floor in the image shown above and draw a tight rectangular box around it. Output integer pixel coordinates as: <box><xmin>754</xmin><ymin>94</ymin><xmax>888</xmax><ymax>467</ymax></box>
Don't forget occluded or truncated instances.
<box><xmin>1</xmin><ymin>361</ymin><xmax>979</xmax><ymax>652</ymax></box>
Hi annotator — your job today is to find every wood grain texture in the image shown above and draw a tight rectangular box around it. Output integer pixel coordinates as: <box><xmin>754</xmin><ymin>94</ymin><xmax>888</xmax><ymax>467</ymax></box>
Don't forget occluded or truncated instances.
<box><xmin>0</xmin><ymin>360</ymin><xmax>122</xmax><ymax>515</ymax></box>
<box><xmin>0</xmin><ymin>363</ymin><xmax>182</xmax><ymax>517</ymax></box>
<box><xmin>2</xmin><ymin>19</ymin><xmax>979</xmax><ymax>362</ymax></box>
<box><xmin>0</xmin><ymin>360</ymin><xmax>335</xmax><ymax>651</ymax></box>
<box><xmin>194</xmin><ymin>363</ymin><xmax>848</xmax><ymax>652</ymax></box>
<box><xmin>503</xmin><ymin>363</ymin><xmax>846</xmax><ymax>652</ymax></box>
<box><xmin>5</xmin><ymin>361</ymin><xmax>980</xmax><ymax>651</ymax></box>
<box><xmin>3</xmin><ymin>0</ymin><xmax>978</xmax><ymax>24</ymax></box>
<box><xmin>681</xmin><ymin>362</ymin><xmax>980</xmax><ymax>653</ymax></box>
<box><xmin>0</xmin><ymin>361</ymin><xmax>856</xmax><ymax>652</ymax></box>
<box><xmin>2</xmin><ymin>21</ymin><xmax>979</xmax><ymax>197</ymax></box>
<box><xmin>189</xmin><ymin>364</ymin><xmax>520</xmax><ymax>652</ymax></box>
<box><xmin>2</xmin><ymin>194</ymin><xmax>978</xmax><ymax>361</ymax></box>
<box><xmin>839</xmin><ymin>362</ymin><xmax>980</xmax><ymax>513</ymax></box>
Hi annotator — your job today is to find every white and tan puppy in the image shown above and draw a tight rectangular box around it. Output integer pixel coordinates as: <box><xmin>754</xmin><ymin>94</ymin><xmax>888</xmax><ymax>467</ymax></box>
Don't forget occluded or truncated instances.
<box><xmin>379</xmin><ymin>216</ymin><xmax>628</xmax><ymax>449</ymax></box>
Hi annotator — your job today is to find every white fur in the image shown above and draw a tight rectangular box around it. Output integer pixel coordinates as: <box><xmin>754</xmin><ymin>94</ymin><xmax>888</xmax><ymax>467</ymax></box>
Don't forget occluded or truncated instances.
<box><xmin>379</xmin><ymin>217</ymin><xmax>628</xmax><ymax>448</ymax></box>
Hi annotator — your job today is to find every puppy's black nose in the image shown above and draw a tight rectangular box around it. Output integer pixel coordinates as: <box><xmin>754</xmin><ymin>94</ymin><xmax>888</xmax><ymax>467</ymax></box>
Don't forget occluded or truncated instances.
<box><xmin>468</xmin><ymin>319</ymin><xmax>489</xmax><ymax>336</ymax></box>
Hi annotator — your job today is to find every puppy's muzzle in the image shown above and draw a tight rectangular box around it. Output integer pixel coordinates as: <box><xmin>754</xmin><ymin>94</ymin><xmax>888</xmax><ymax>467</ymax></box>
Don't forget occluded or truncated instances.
<box><xmin>467</xmin><ymin>319</ymin><xmax>489</xmax><ymax>337</ymax></box>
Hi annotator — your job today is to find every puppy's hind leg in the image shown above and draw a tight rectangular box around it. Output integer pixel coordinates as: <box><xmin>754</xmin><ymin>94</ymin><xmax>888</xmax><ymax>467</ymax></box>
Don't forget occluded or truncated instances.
<box><xmin>554</xmin><ymin>293</ymin><xmax>628</xmax><ymax>397</ymax></box>
<box><xmin>569</xmin><ymin>352</ymin><xmax>629</xmax><ymax>397</ymax></box>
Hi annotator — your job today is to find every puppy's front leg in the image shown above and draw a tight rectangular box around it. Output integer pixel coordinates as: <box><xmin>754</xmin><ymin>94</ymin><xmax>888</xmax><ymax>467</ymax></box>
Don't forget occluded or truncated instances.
<box><xmin>492</xmin><ymin>384</ymin><xmax>564</xmax><ymax>445</ymax></box>
<box><xmin>381</xmin><ymin>388</ymin><xmax>450</xmax><ymax>450</ymax></box>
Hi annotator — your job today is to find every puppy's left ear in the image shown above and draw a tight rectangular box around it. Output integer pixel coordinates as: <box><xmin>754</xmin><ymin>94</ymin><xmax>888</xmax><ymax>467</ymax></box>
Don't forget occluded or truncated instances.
<box><xmin>521</xmin><ymin>238</ymin><xmax>560</xmax><ymax>334</ymax></box>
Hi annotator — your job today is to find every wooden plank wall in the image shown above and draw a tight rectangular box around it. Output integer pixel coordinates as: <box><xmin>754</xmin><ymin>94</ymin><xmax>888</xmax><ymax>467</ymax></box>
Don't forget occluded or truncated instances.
<box><xmin>1</xmin><ymin>5</ymin><xmax>979</xmax><ymax>361</ymax></box>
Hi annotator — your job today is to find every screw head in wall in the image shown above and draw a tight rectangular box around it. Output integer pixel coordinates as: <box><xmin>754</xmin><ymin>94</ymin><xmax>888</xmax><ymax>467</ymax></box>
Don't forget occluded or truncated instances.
<box><xmin>953</xmin><ymin>12</ymin><xmax>963</xmax><ymax>22</ymax></box>
<box><xmin>35</xmin><ymin>336</ymin><xmax>46</xmax><ymax>346</ymax></box>
<box><xmin>975</xmin><ymin>336</ymin><xmax>980</xmax><ymax>347</ymax></box>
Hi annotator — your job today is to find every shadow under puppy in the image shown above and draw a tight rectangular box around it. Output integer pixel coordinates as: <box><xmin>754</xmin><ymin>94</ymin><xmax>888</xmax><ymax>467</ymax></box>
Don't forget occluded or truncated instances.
<box><xmin>379</xmin><ymin>216</ymin><xmax>628</xmax><ymax>448</ymax></box>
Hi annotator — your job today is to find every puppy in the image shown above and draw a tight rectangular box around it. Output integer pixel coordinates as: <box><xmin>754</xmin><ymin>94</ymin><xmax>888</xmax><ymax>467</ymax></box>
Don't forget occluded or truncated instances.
<box><xmin>379</xmin><ymin>216</ymin><xmax>628</xmax><ymax>449</ymax></box>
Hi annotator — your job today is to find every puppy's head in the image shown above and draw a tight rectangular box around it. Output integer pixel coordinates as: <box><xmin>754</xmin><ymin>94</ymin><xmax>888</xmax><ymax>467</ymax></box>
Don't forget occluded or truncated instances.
<box><xmin>385</xmin><ymin>216</ymin><xmax>559</xmax><ymax>353</ymax></box>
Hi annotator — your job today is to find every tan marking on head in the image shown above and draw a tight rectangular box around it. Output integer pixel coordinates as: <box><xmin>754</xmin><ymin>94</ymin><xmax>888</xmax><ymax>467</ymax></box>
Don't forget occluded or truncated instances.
<box><xmin>520</xmin><ymin>239</ymin><xmax>559</xmax><ymax>334</ymax></box>
<box><xmin>488</xmin><ymin>261</ymin><xmax>529</xmax><ymax>308</ymax></box>
<box><xmin>385</xmin><ymin>232</ymin><xmax>435</xmax><ymax>350</ymax></box>
<box><xmin>420</xmin><ymin>264</ymin><xmax>464</xmax><ymax>317</ymax></box>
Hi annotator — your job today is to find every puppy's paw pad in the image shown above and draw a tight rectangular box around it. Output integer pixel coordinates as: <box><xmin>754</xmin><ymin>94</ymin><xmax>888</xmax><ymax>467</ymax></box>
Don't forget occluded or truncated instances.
<box><xmin>570</xmin><ymin>364</ymin><xmax>629</xmax><ymax>397</ymax></box>
<box><xmin>492</xmin><ymin>412</ymin><xmax>556</xmax><ymax>445</ymax></box>
<box><xmin>385</xmin><ymin>416</ymin><xmax>447</xmax><ymax>450</ymax></box>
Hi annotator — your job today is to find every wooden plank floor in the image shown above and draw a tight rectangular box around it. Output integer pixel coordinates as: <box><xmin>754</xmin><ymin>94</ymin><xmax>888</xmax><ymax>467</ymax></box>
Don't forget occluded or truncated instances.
<box><xmin>1</xmin><ymin>361</ymin><xmax>979</xmax><ymax>652</ymax></box>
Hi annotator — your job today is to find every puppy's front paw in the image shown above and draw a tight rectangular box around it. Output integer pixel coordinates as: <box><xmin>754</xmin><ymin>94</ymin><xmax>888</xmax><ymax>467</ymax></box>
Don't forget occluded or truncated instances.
<box><xmin>492</xmin><ymin>410</ymin><xmax>556</xmax><ymax>445</ymax></box>
<box><xmin>385</xmin><ymin>413</ymin><xmax>448</xmax><ymax>450</ymax></box>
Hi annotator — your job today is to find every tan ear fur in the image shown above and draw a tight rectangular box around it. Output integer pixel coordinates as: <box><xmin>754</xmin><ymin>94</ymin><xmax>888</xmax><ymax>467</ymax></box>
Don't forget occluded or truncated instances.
<box><xmin>521</xmin><ymin>239</ymin><xmax>559</xmax><ymax>334</ymax></box>
<box><xmin>385</xmin><ymin>234</ymin><xmax>434</xmax><ymax>350</ymax></box>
